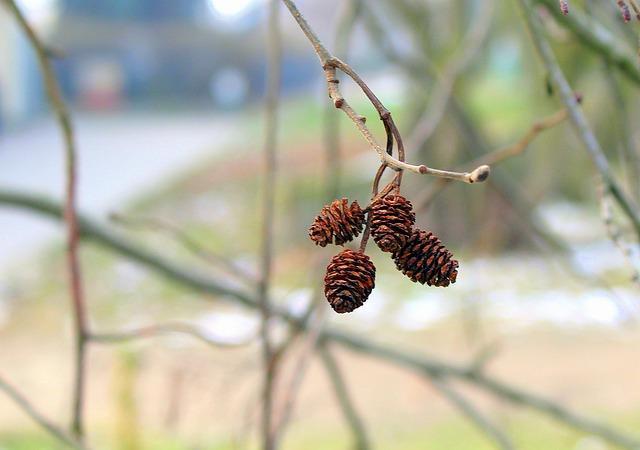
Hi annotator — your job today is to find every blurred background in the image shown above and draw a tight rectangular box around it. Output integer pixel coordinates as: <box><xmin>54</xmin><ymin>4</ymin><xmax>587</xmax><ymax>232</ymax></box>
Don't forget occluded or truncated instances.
<box><xmin>1</xmin><ymin>0</ymin><xmax>639</xmax><ymax>449</ymax></box>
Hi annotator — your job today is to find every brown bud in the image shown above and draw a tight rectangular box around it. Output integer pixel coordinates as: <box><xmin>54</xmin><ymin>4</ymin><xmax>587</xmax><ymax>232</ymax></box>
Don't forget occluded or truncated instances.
<box><xmin>309</xmin><ymin>198</ymin><xmax>365</xmax><ymax>247</ymax></box>
<box><xmin>324</xmin><ymin>249</ymin><xmax>376</xmax><ymax>313</ymax></box>
<box><xmin>393</xmin><ymin>229</ymin><xmax>459</xmax><ymax>287</ymax></box>
<box><xmin>370</xmin><ymin>194</ymin><xmax>415</xmax><ymax>254</ymax></box>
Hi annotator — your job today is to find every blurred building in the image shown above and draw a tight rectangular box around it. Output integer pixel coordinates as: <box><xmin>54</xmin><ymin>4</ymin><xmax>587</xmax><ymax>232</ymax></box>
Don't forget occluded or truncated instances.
<box><xmin>51</xmin><ymin>0</ymin><xmax>259</xmax><ymax>109</ymax></box>
<box><xmin>0</xmin><ymin>0</ymin><xmax>321</xmax><ymax>129</ymax></box>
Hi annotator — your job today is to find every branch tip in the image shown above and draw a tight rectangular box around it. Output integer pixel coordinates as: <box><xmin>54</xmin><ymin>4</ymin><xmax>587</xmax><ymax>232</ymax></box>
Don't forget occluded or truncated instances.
<box><xmin>470</xmin><ymin>165</ymin><xmax>491</xmax><ymax>183</ymax></box>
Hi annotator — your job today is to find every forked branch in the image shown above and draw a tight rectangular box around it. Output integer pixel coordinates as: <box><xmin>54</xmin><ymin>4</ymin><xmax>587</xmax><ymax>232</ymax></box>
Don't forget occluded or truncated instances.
<box><xmin>281</xmin><ymin>0</ymin><xmax>489</xmax><ymax>186</ymax></box>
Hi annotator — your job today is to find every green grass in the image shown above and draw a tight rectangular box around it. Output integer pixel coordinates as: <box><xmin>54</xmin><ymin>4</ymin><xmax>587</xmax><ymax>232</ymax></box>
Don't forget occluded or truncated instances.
<box><xmin>3</xmin><ymin>411</ymin><xmax>634</xmax><ymax>450</ymax></box>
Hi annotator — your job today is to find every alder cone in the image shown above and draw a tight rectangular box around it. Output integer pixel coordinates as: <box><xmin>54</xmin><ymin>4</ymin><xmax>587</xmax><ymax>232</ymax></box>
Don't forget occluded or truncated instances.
<box><xmin>370</xmin><ymin>194</ymin><xmax>416</xmax><ymax>253</ymax></box>
<box><xmin>309</xmin><ymin>198</ymin><xmax>365</xmax><ymax>247</ymax></box>
<box><xmin>324</xmin><ymin>249</ymin><xmax>376</xmax><ymax>313</ymax></box>
<box><xmin>393</xmin><ymin>229</ymin><xmax>459</xmax><ymax>287</ymax></box>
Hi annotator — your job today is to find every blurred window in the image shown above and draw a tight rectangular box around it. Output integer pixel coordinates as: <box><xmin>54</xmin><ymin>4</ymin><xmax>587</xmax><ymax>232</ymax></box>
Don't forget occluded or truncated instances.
<box><xmin>61</xmin><ymin>0</ymin><xmax>205</xmax><ymax>22</ymax></box>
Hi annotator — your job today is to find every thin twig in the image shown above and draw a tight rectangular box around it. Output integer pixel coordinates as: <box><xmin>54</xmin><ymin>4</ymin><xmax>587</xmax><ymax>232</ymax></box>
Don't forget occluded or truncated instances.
<box><xmin>271</xmin><ymin>308</ymin><xmax>327</xmax><ymax>445</ymax></box>
<box><xmin>533</xmin><ymin>0</ymin><xmax>640</xmax><ymax>84</ymax></box>
<box><xmin>3</xmin><ymin>0</ymin><xmax>89</xmax><ymax>439</ymax></box>
<box><xmin>630</xmin><ymin>0</ymin><xmax>640</xmax><ymax>20</ymax></box>
<box><xmin>319</xmin><ymin>346</ymin><xmax>370</xmax><ymax>450</ymax></box>
<box><xmin>0</xmin><ymin>375</ymin><xmax>89</xmax><ymax>450</ymax></box>
<box><xmin>431</xmin><ymin>378</ymin><xmax>515</xmax><ymax>450</ymax></box>
<box><xmin>602</xmin><ymin>65</ymin><xmax>640</xmax><ymax>199</ymax></box>
<box><xmin>89</xmin><ymin>322</ymin><xmax>255</xmax><ymax>349</ymax></box>
<box><xmin>280</xmin><ymin>0</ymin><xmax>489</xmax><ymax>184</ymax></box>
<box><xmin>598</xmin><ymin>182</ymin><xmax>640</xmax><ymax>288</ymax></box>
<box><xmin>323</xmin><ymin>0</ymin><xmax>363</xmax><ymax>201</ymax></box>
<box><xmin>258</xmin><ymin>0</ymin><xmax>282</xmax><ymax>448</ymax></box>
<box><xmin>3</xmin><ymin>190</ymin><xmax>640</xmax><ymax>449</ymax></box>
<box><xmin>109</xmin><ymin>213</ymin><xmax>255</xmax><ymax>284</ymax></box>
<box><xmin>413</xmin><ymin>108</ymin><xmax>569</xmax><ymax>212</ymax></box>
<box><xmin>405</xmin><ymin>0</ymin><xmax>495</xmax><ymax>153</ymax></box>
<box><xmin>359</xmin><ymin>4</ymin><xmax>566</xmax><ymax>250</ymax></box>
<box><xmin>518</xmin><ymin>0</ymin><xmax>640</xmax><ymax>242</ymax></box>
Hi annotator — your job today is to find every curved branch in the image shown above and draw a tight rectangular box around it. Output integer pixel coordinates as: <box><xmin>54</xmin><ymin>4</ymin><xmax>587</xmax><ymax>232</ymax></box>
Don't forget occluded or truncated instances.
<box><xmin>89</xmin><ymin>322</ymin><xmax>254</xmax><ymax>349</ymax></box>
<box><xmin>281</xmin><ymin>0</ymin><xmax>489</xmax><ymax>185</ymax></box>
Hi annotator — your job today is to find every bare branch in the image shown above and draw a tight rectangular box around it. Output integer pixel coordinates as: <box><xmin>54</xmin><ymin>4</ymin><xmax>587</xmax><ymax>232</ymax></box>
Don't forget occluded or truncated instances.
<box><xmin>258</xmin><ymin>1</ymin><xmax>282</xmax><ymax>448</ymax></box>
<box><xmin>3</xmin><ymin>0</ymin><xmax>89</xmax><ymax>438</ymax></box>
<box><xmin>109</xmin><ymin>213</ymin><xmax>256</xmax><ymax>284</ymax></box>
<box><xmin>272</xmin><ymin>307</ymin><xmax>327</xmax><ymax>445</ymax></box>
<box><xmin>324</xmin><ymin>0</ymin><xmax>363</xmax><ymax>200</ymax></box>
<box><xmin>518</xmin><ymin>0</ymin><xmax>640</xmax><ymax>241</ymax></box>
<box><xmin>0</xmin><ymin>375</ymin><xmax>89</xmax><ymax>450</ymax></box>
<box><xmin>319</xmin><ymin>346</ymin><xmax>370</xmax><ymax>450</ymax></box>
<box><xmin>533</xmin><ymin>0</ymin><xmax>640</xmax><ymax>85</ymax></box>
<box><xmin>89</xmin><ymin>322</ymin><xmax>255</xmax><ymax>349</ymax></box>
<box><xmin>405</xmin><ymin>0</ymin><xmax>495</xmax><ymax>153</ymax></box>
<box><xmin>598</xmin><ymin>183</ymin><xmax>640</xmax><ymax>288</ymax></box>
<box><xmin>431</xmin><ymin>378</ymin><xmax>515</xmax><ymax>450</ymax></box>
<box><xmin>280</xmin><ymin>0</ymin><xmax>489</xmax><ymax>185</ymax></box>
<box><xmin>413</xmin><ymin>107</ymin><xmax>569</xmax><ymax>212</ymax></box>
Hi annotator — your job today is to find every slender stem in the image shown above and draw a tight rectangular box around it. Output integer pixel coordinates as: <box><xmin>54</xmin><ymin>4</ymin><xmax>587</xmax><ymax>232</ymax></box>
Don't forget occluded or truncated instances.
<box><xmin>533</xmin><ymin>0</ymin><xmax>640</xmax><ymax>85</ymax></box>
<box><xmin>3</xmin><ymin>190</ymin><xmax>640</xmax><ymax>449</ymax></box>
<box><xmin>629</xmin><ymin>0</ymin><xmax>640</xmax><ymax>19</ymax></box>
<box><xmin>598</xmin><ymin>183</ymin><xmax>640</xmax><ymax>287</ymax></box>
<box><xmin>109</xmin><ymin>213</ymin><xmax>256</xmax><ymax>284</ymax></box>
<box><xmin>323</xmin><ymin>0</ymin><xmax>364</xmax><ymax>201</ymax></box>
<box><xmin>280</xmin><ymin>0</ymin><xmax>489</xmax><ymax>185</ymax></box>
<box><xmin>405</xmin><ymin>0</ymin><xmax>495</xmax><ymax>153</ymax></box>
<box><xmin>518</xmin><ymin>0</ymin><xmax>640</xmax><ymax>241</ymax></box>
<box><xmin>271</xmin><ymin>309</ymin><xmax>327</xmax><ymax>445</ymax></box>
<box><xmin>431</xmin><ymin>378</ymin><xmax>515</xmax><ymax>450</ymax></box>
<box><xmin>3</xmin><ymin>0</ymin><xmax>89</xmax><ymax>439</ymax></box>
<box><xmin>319</xmin><ymin>346</ymin><xmax>370</xmax><ymax>450</ymax></box>
<box><xmin>258</xmin><ymin>1</ymin><xmax>282</xmax><ymax>448</ymax></box>
<box><xmin>413</xmin><ymin>107</ymin><xmax>569</xmax><ymax>213</ymax></box>
<box><xmin>423</xmin><ymin>165</ymin><xmax>491</xmax><ymax>184</ymax></box>
<box><xmin>0</xmin><ymin>375</ymin><xmax>89</xmax><ymax>450</ymax></box>
<box><xmin>88</xmin><ymin>322</ymin><xmax>255</xmax><ymax>349</ymax></box>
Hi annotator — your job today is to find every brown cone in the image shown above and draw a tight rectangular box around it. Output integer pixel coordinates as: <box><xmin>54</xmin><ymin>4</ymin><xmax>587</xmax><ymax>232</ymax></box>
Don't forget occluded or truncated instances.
<box><xmin>393</xmin><ymin>229</ymin><xmax>459</xmax><ymax>287</ymax></box>
<box><xmin>324</xmin><ymin>249</ymin><xmax>376</xmax><ymax>313</ymax></box>
<box><xmin>370</xmin><ymin>194</ymin><xmax>416</xmax><ymax>253</ymax></box>
<box><xmin>309</xmin><ymin>198</ymin><xmax>365</xmax><ymax>247</ymax></box>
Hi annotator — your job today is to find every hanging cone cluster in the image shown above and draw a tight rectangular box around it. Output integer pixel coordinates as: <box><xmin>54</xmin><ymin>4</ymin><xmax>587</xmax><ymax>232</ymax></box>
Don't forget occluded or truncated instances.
<box><xmin>370</xmin><ymin>194</ymin><xmax>415</xmax><ymax>254</ymax></box>
<box><xmin>309</xmin><ymin>198</ymin><xmax>365</xmax><ymax>247</ymax></box>
<box><xmin>393</xmin><ymin>229</ymin><xmax>459</xmax><ymax>287</ymax></box>
<box><xmin>324</xmin><ymin>249</ymin><xmax>376</xmax><ymax>313</ymax></box>
<box><xmin>308</xmin><ymin>185</ymin><xmax>462</xmax><ymax>314</ymax></box>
